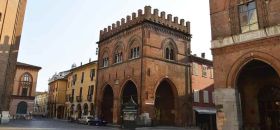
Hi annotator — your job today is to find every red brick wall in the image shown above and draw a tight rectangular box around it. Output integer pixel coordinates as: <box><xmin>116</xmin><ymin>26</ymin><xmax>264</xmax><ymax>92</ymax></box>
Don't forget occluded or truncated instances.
<box><xmin>191</xmin><ymin>60</ymin><xmax>214</xmax><ymax>107</ymax></box>
<box><xmin>97</xmin><ymin>22</ymin><xmax>191</xmax><ymax>125</ymax></box>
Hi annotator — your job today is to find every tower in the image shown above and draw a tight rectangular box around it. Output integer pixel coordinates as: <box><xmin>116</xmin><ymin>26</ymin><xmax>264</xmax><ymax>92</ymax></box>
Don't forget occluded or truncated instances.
<box><xmin>0</xmin><ymin>0</ymin><xmax>27</xmax><ymax>113</ymax></box>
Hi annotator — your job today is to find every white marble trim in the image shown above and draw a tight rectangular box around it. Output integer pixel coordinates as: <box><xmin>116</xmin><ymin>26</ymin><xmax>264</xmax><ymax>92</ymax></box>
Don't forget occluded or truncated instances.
<box><xmin>212</xmin><ymin>25</ymin><xmax>280</xmax><ymax>48</ymax></box>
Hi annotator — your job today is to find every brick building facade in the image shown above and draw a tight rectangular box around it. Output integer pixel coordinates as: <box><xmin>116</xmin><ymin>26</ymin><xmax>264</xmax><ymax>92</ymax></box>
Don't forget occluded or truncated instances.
<box><xmin>0</xmin><ymin>0</ymin><xmax>27</xmax><ymax>113</ymax></box>
<box><xmin>210</xmin><ymin>0</ymin><xmax>280</xmax><ymax>130</ymax></box>
<box><xmin>96</xmin><ymin>6</ymin><xmax>192</xmax><ymax>126</ymax></box>
<box><xmin>9</xmin><ymin>62</ymin><xmax>41</xmax><ymax>118</ymax></box>
<box><xmin>190</xmin><ymin>54</ymin><xmax>216</xmax><ymax>130</ymax></box>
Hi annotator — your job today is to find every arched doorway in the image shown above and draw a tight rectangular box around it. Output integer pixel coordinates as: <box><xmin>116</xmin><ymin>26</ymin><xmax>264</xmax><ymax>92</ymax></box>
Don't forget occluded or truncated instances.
<box><xmin>77</xmin><ymin>104</ymin><xmax>82</xmax><ymax>118</ymax></box>
<box><xmin>83</xmin><ymin>103</ymin><xmax>88</xmax><ymax>115</ymax></box>
<box><xmin>57</xmin><ymin>106</ymin><xmax>64</xmax><ymax>119</ymax></box>
<box><xmin>155</xmin><ymin>80</ymin><xmax>177</xmax><ymax>125</ymax></box>
<box><xmin>122</xmin><ymin>81</ymin><xmax>138</xmax><ymax>104</ymax></box>
<box><xmin>101</xmin><ymin>85</ymin><xmax>114</xmax><ymax>123</ymax></box>
<box><xmin>237</xmin><ymin>60</ymin><xmax>280</xmax><ymax>130</ymax></box>
<box><xmin>16</xmin><ymin>101</ymin><xmax>27</xmax><ymax>114</ymax></box>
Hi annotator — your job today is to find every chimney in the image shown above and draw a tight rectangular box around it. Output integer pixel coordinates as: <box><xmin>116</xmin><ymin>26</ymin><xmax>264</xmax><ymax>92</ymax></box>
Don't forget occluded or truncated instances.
<box><xmin>201</xmin><ymin>53</ymin><xmax>205</xmax><ymax>58</ymax></box>
<box><xmin>89</xmin><ymin>58</ymin><xmax>91</xmax><ymax>62</ymax></box>
<box><xmin>80</xmin><ymin>62</ymin><xmax>82</xmax><ymax>66</ymax></box>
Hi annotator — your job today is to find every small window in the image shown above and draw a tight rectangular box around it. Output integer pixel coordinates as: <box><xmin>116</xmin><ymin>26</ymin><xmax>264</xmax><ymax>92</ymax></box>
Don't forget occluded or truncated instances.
<box><xmin>114</xmin><ymin>46</ymin><xmax>123</xmax><ymax>63</ymax></box>
<box><xmin>203</xmin><ymin>90</ymin><xmax>209</xmax><ymax>103</ymax></box>
<box><xmin>81</xmin><ymin>72</ymin><xmax>84</xmax><ymax>83</ymax></box>
<box><xmin>90</xmin><ymin>69</ymin><xmax>95</xmax><ymax>81</ymax></box>
<box><xmin>164</xmin><ymin>44</ymin><xmax>175</xmax><ymax>60</ymax></box>
<box><xmin>79</xmin><ymin>87</ymin><xmax>83</xmax><ymax>97</ymax></box>
<box><xmin>72</xmin><ymin>89</ymin><xmax>75</xmax><ymax>97</ymax></box>
<box><xmin>193</xmin><ymin>90</ymin><xmax>200</xmax><ymax>103</ymax></box>
<box><xmin>0</xmin><ymin>12</ymin><xmax>2</xmax><ymax>21</ymax></box>
<box><xmin>202</xmin><ymin>65</ymin><xmax>207</xmax><ymax>77</ymax></box>
<box><xmin>192</xmin><ymin>63</ymin><xmax>198</xmax><ymax>75</ymax></box>
<box><xmin>212</xmin><ymin>92</ymin><xmax>215</xmax><ymax>104</ymax></box>
<box><xmin>72</xmin><ymin>74</ymin><xmax>77</xmax><ymax>85</ymax></box>
<box><xmin>239</xmin><ymin>1</ymin><xmax>258</xmax><ymax>33</ymax></box>
<box><xmin>210</xmin><ymin>68</ymin><xmax>214</xmax><ymax>79</ymax></box>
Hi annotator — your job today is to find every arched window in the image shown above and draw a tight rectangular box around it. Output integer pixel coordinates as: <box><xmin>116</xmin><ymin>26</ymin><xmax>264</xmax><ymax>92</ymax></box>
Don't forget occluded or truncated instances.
<box><xmin>114</xmin><ymin>46</ymin><xmax>123</xmax><ymax>64</ymax></box>
<box><xmin>102</xmin><ymin>52</ymin><xmax>109</xmax><ymax>67</ymax></box>
<box><xmin>164</xmin><ymin>43</ymin><xmax>175</xmax><ymax>60</ymax></box>
<box><xmin>129</xmin><ymin>39</ymin><xmax>140</xmax><ymax>59</ymax></box>
<box><xmin>20</xmin><ymin>73</ymin><xmax>32</xmax><ymax>96</ymax></box>
<box><xmin>16</xmin><ymin>101</ymin><xmax>28</xmax><ymax>114</ymax></box>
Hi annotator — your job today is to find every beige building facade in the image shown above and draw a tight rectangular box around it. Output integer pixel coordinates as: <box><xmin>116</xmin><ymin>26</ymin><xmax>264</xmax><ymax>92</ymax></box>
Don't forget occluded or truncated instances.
<box><xmin>34</xmin><ymin>92</ymin><xmax>48</xmax><ymax>117</ymax></box>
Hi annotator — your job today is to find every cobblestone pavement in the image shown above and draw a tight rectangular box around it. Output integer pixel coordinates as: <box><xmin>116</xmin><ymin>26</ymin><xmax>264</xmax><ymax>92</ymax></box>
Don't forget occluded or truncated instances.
<box><xmin>0</xmin><ymin>118</ymin><xmax>200</xmax><ymax>130</ymax></box>
<box><xmin>0</xmin><ymin>118</ymin><xmax>119</xmax><ymax>130</ymax></box>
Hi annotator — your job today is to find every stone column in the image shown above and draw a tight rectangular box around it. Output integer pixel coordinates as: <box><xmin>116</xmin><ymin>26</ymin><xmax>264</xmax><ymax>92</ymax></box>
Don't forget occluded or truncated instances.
<box><xmin>214</xmin><ymin>88</ymin><xmax>242</xmax><ymax>130</ymax></box>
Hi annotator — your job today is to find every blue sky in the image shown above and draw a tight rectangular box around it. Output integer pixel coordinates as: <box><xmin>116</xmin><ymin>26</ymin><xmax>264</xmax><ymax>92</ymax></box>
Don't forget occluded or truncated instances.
<box><xmin>18</xmin><ymin>0</ymin><xmax>211</xmax><ymax>92</ymax></box>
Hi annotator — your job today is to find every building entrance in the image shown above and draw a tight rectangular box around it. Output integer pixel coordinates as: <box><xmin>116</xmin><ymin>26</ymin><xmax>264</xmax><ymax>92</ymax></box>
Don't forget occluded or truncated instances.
<box><xmin>237</xmin><ymin>60</ymin><xmax>280</xmax><ymax>130</ymax></box>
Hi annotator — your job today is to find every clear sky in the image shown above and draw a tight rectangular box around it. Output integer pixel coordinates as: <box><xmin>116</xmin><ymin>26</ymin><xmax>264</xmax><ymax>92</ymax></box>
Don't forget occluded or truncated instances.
<box><xmin>18</xmin><ymin>0</ymin><xmax>212</xmax><ymax>92</ymax></box>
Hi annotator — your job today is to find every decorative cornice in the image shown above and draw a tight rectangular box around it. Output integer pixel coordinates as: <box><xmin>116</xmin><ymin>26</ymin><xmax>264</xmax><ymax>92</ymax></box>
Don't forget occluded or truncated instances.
<box><xmin>212</xmin><ymin>25</ymin><xmax>280</xmax><ymax>49</ymax></box>
<box><xmin>11</xmin><ymin>95</ymin><xmax>35</xmax><ymax>100</ymax></box>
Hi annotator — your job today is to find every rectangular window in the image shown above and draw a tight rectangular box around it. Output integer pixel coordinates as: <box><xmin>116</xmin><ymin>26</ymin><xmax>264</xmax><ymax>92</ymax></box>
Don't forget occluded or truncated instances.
<box><xmin>203</xmin><ymin>90</ymin><xmax>209</xmax><ymax>103</ymax></box>
<box><xmin>130</xmin><ymin>47</ymin><xmax>140</xmax><ymax>59</ymax></box>
<box><xmin>239</xmin><ymin>1</ymin><xmax>258</xmax><ymax>33</ymax></box>
<box><xmin>81</xmin><ymin>72</ymin><xmax>84</xmax><ymax>83</ymax></box>
<box><xmin>192</xmin><ymin>63</ymin><xmax>198</xmax><ymax>75</ymax></box>
<box><xmin>90</xmin><ymin>69</ymin><xmax>95</xmax><ymax>81</ymax></box>
<box><xmin>202</xmin><ymin>65</ymin><xmax>207</xmax><ymax>77</ymax></box>
<box><xmin>88</xmin><ymin>86</ymin><xmax>91</xmax><ymax>96</ymax></box>
<box><xmin>91</xmin><ymin>85</ymin><xmax>94</xmax><ymax>95</ymax></box>
<box><xmin>103</xmin><ymin>57</ymin><xmax>109</xmax><ymax>67</ymax></box>
<box><xmin>212</xmin><ymin>92</ymin><xmax>215</xmax><ymax>104</ymax></box>
<box><xmin>72</xmin><ymin>89</ymin><xmax>74</xmax><ymax>97</ymax></box>
<box><xmin>72</xmin><ymin>74</ymin><xmax>77</xmax><ymax>85</ymax></box>
<box><xmin>193</xmin><ymin>90</ymin><xmax>200</xmax><ymax>103</ymax></box>
<box><xmin>79</xmin><ymin>87</ymin><xmax>83</xmax><ymax>97</ymax></box>
<box><xmin>210</xmin><ymin>68</ymin><xmax>214</xmax><ymax>79</ymax></box>
<box><xmin>22</xmin><ymin>88</ymin><xmax>28</xmax><ymax>96</ymax></box>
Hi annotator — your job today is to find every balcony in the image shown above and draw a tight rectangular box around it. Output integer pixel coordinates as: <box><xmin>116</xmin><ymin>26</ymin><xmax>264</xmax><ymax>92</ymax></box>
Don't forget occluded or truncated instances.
<box><xmin>76</xmin><ymin>96</ymin><xmax>82</xmax><ymax>102</ymax></box>
<box><xmin>87</xmin><ymin>95</ymin><xmax>92</xmax><ymax>101</ymax></box>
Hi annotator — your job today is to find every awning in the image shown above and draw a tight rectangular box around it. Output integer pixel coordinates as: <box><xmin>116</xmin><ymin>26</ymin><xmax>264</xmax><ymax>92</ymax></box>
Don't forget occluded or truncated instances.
<box><xmin>193</xmin><ymin>106</ymin><xmax>216</xmax><ymax>114</ymax></box>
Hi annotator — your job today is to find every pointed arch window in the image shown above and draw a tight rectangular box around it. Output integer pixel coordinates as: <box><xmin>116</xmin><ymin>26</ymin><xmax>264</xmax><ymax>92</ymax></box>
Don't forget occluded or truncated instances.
<box><xmin>129</xmin><ymin>39</ymin><xmax>140</xmax><ymax>59</ymax></box>
<box><xmin>102</xmin><ymin>52</ymin><xmax>109</xmax><ymax>67</ymax></box>
<box><xmin>164</xmin><ymin>43</ymin><xmax>175</xmax><ymax>60</ymax></box>
<box><xmin>20</xmin><ymin>73</ymin><xmax>32</xmax><ymax>96</ymax></box>
<box><xmin>114</xmin><ymin>46</ymin><xmax>123</xmax><ymax>63</ymax></box>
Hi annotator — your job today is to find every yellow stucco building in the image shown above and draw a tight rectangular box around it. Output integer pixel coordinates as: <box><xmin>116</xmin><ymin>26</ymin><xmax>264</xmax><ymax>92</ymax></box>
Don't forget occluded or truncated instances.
<box><xmin>65</xmin><ymin>61</ymin><xmax>97</xmax><ymax>120</ymax></box>
<box><xmin>48</xmin><ymin>71</ymin><xmax>69</xmax><ymax>119</ymax></box>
